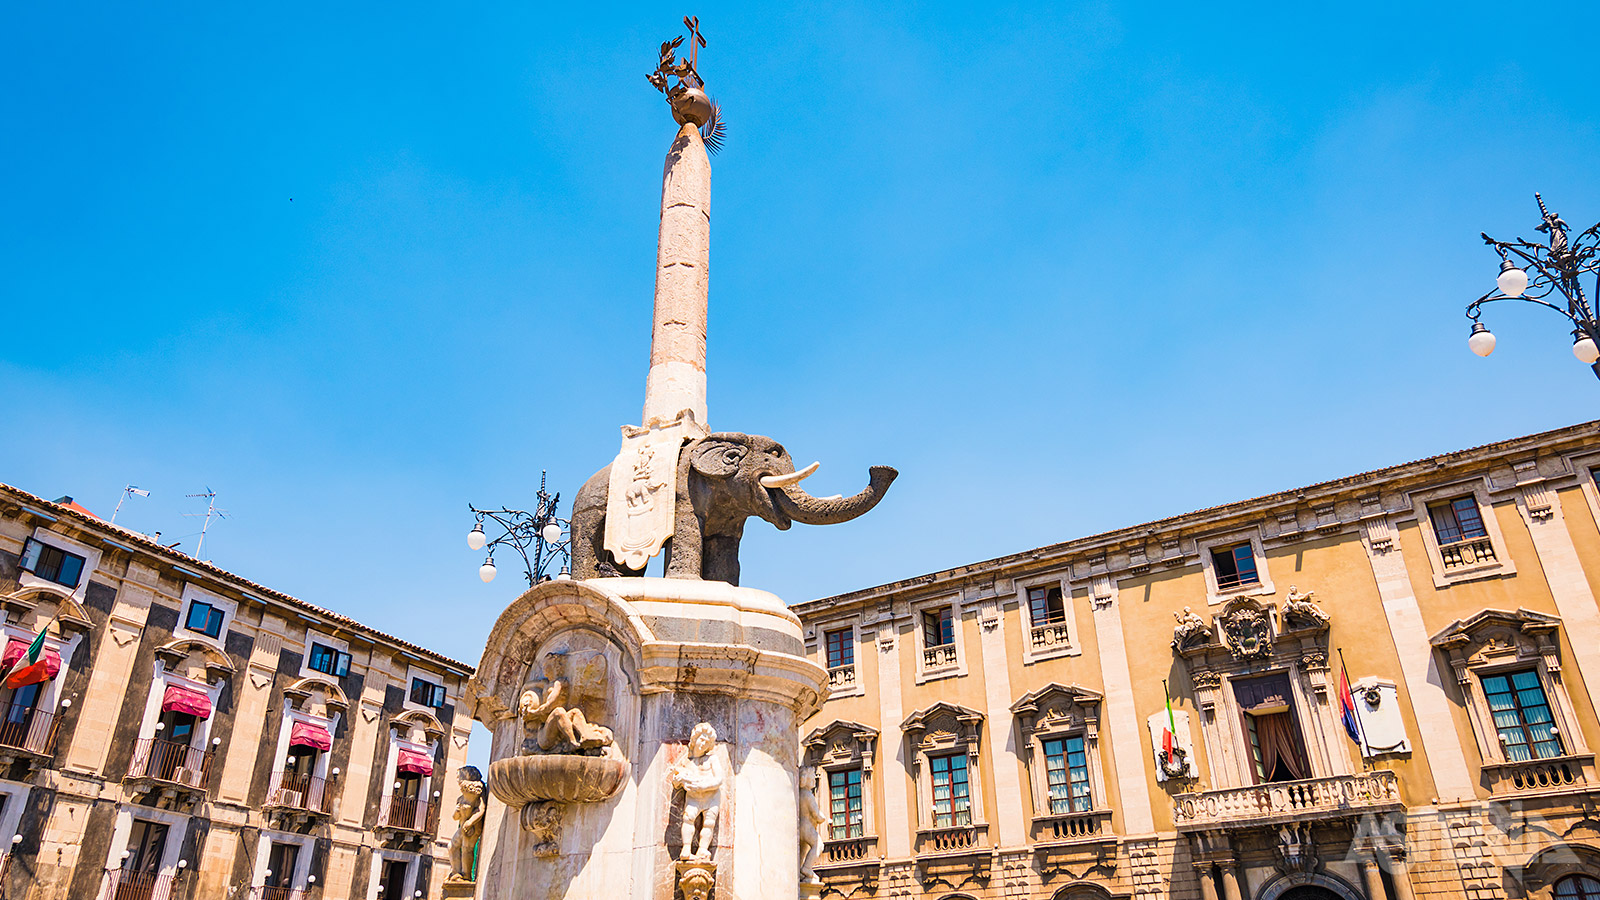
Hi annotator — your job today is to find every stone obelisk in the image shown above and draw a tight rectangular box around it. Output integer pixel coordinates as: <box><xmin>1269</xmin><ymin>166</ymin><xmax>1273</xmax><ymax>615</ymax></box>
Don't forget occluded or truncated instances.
<box><xmin>642</xmin><ymin>119</ymin><xmax>711</xmax><ymax>431</ymax></box>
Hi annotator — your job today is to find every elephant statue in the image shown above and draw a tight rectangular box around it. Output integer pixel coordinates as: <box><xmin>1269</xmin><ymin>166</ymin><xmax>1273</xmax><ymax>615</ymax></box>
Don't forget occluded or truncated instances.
<box><xmin>570</xmin><ymin>432</ymin><xmax>897</xmax><ymax>586</ymax></box>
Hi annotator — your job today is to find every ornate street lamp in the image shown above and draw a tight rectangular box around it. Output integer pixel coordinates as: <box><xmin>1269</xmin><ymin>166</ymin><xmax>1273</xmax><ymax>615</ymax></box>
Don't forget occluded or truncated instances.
<box><xmin>1465</xmin><ymin>193</ymin><xmax>1600</xmax><ymax>379</ymax></box>
<box><xmin>466</xmin><ymin>471</ymin><xmax>571</xmax><ymax>586</ymax></box>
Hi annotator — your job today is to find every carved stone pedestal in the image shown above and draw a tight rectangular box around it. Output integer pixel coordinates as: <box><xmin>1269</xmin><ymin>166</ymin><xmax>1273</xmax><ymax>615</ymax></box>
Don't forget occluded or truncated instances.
<box><xmin>440</xmin><ymin>880</ymin><xmax>476</xmax><ymax>900</ymax></box>
<box><xmin>467</xmin><ymin>577</ymin><xmax>826</xmax><ymax>900</ymax></box>
<box><xmin>798</xmin><ymin>881</ymin><xmax>824</xmax><ymax>900</ymax></box>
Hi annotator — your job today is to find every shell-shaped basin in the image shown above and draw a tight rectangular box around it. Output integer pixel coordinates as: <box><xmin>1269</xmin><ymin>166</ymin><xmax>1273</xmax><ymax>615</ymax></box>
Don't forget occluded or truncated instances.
<box><xmin>489</xmin><ymin>754</ymin><xmax>627</xmax><ymax>805</ymax></box>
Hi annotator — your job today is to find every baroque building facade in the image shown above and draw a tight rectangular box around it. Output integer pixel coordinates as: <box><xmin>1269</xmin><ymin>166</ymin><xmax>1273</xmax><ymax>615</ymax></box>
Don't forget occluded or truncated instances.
<box><xmin>796</xmin><ymin>420</ymin><xmax>1600</xmax><ymax>900</ymax></box>
<box><xmin>0</xmin><ymin>484</ymin><xmax>475</xmax><ymax>900</ymax></box>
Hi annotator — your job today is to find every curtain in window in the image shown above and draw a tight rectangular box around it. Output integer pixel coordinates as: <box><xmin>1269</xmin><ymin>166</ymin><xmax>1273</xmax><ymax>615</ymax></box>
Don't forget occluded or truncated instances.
<box><xmin>1253</xmin><ymin>712</ymin><xmax>1310</xmax><ymax>782</ymax></box>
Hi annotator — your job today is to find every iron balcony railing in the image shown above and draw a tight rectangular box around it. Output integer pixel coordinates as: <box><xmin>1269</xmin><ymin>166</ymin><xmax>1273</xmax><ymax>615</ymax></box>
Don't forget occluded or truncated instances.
<box><xmin>265</xmin><ymin>771</ymin><xmax>332</xmax><ymax>815</ymax></box>
<box><xmin>251</xmin><ymin>887</ymin><xmax>307</xmax><ymax>900</ymax></box>
<box><xmin>126</xmin><ymin>739</ymin><xmax>213</xmax><ymax>791</ymax></box>
<box><xmin>98</xmin><ymin>868</ymin><xmax>176</xmax><ymax>900</ymax></box>
<box><xmin>379</xmin><ymin>795</ymin><xmax>430</xmax><ymax>832</ymax></box>
<box><xmin>0</xmin><ymin>709</ymin><xmax>59</xmax><ymax>757</ymax></box>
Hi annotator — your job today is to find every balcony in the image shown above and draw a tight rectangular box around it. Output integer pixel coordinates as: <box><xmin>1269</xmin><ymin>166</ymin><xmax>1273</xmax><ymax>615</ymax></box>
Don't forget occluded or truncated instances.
<box><xmin>125</xmin><ymin>739</ymin><xmax>212</xmax><ymax>800</ymax></box>
<box><xmin>379</xmin><ymin>795</ymin><xmax>431</xmax><ymax>833</ymax></box>
<box><xmin>1030</xmin><ymin>808</ymin><xmax>1114</xmax><ymax>845</ymax></box>
<box><xmin>914</xmin><ymin>824</ymin><xmax>990</xmax><ymax>887</ymax></box>
<box><xmin>914</xmin><ymin>822</ymin><xmax>988</xmax><ymax>856</ymax></box>
<box><xmin>1483</xmin><ymin>753</ymin><xmax>1595</xmax><ymax>798</ymax></box>
<box><xmin>1440</xmin><ymin>536</ymin><xmax>1497</xmax><ymax>570</ymax></box>
<box><xmin>820</xmin><ymin>835</ymin><xmax>876</xmax><ymax>866</ymax></box>
<box><xmin>922</xmin><ymin>645</ymin><xmax>958</xmax><ymax>673</ymax></box>
<box><xmin>0</xmin><ymin>710</ymin><xmax>59</xmax><ymax>763</ymax></box>
<box><xmin>251</xmin><ymin>887</ymin><xmax>307</xmax><ymax>900</ymax></box>
<box><xmin>265</xmin><ymin>772</ymin><xmax>332</xmax><ymax>817</ymax></box>
<box><xmin>1173</xmin><ymin>771</ymin><xmax>1403</xmax><ymax>831</ymax></box>
<box><xmin>98</xmin><ymin>869</ymin><xmax>177</xmax><ymax>900</ymax></box>
<box><xmin>827</xmin><ymin>665</ymin><xmax>857</xmax><ymax>690</ymax></box>
<box><xmin>1029</xmin><ymin>622</ymin><xmax>1071</xmax><ymax>650</ymax></box>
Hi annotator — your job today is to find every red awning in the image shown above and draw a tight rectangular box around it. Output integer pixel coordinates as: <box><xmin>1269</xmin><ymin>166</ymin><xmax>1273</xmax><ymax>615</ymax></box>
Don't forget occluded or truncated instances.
<box><xmin>2</xmin><ymin>638</ymin><xmax>61</xmax><ymax>687</ymax></box>
<box><xmin>160</xmin><ymin>684</ymin><xmax>212</xmax><ymax>719</ymax></box>
<box><xmin>396</xmin><ymin>750</ymin><xmax>433</xmax><ymax>776</ymax></box>
<box><xmin>290</xmin><ymin>721</ymin><xmax>332</xmax><ymax>752</ymax></box>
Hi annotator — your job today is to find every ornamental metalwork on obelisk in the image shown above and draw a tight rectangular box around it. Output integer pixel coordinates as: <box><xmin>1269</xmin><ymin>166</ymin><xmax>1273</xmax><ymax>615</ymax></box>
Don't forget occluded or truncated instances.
<box><xmin>464</xmin><ymin>17</ymin><xmax>896</xmax><ymax>900</ymax></box>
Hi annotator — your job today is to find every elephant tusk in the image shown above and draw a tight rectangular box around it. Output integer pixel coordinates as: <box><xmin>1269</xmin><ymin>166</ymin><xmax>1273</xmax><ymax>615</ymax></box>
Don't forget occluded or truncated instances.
<box><xmin>760</xmin><ymin>462</ymin><xmax>820</xmax><ymax>489</ymax></box>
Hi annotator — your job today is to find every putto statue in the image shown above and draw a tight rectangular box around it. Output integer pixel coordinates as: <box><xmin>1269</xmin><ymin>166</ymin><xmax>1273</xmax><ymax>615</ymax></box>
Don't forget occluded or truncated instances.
<box><xmin>672</xmin><ymin>723</ymin><xmax>725</xmax><ymax>860</ymax></box>
<box><xmin>1172</xmin><ymin>606</ymin><xmax>1209</xmax><ymax>649</ymax></box>
<box><xmin>445</xmin><ymin>766</ymin><xmax>485</xmax><ymax>884</ymax></box>
<box><xmin>798</xmin><ymin>766</ymin><xmax>826</xmax><ymax>885</ymax></box>
<box><xmin>519</xmin><ymin>653</ymin><xmax>614</xmax><ymax>755</ymax></box>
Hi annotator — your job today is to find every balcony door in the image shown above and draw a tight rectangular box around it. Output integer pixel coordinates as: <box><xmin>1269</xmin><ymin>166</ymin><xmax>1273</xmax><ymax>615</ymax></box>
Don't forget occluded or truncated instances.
<box><xmin>379</xmin><ymin>859</ymin><xmax>409</xmax><ymax>899</ymax></box>
<box><xmin>116</xmin><ymin>819</ymin><xmax>168</xmax><ymax>900</ymax></box>
<box><xmin>264</xmin><ymin>840</ymin><xmax>300</xmax><ymax>897</ymax></box>
<box><xmin>155</xmin><ymin>710</ymin><xmax>197</xmax><ymax>780</ymax></box>
<box><xmin>1234</xmin><ymin>673</ymin><xmax>1311</xmax><ymax>784</ymax></box>
<box><xmin>0</xmin><ymin>683</ymin><xmax>41</xmax><ymax>747</ymax></box>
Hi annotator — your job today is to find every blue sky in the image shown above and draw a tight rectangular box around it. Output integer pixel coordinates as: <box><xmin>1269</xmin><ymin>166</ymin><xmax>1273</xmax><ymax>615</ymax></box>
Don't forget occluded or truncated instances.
<box><xmin>3</xmin><ymin>2</ymin><xmax>1597</xmax><ymax>744</ymax></box>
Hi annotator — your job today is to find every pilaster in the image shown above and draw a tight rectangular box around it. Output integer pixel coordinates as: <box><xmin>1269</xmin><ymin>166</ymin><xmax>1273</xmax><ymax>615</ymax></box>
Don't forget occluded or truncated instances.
<box><xmin>1087</xmin><ymin>576</ymin><xmax>1155</xmax><ymax>834</ymax></box>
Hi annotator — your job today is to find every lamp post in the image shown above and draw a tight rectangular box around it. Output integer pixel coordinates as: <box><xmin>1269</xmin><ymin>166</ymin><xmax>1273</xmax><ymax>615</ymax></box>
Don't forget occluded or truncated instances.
<box><xmin>466</xmin><ymin>471</ymin><xmax>571</xmax><ymax>586</ymax></box>
<box><xmin>1465</xmin><ymin>193</ymin><xmax>1600</xmax><ymax>380</ymax></box>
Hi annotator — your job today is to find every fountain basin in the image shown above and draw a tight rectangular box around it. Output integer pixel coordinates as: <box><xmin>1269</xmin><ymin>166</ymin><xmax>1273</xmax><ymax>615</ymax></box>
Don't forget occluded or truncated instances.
<box><xmin>489</xmin><ymin>754</ymin><xmax>627</xmax><ymax>805</ymax></box>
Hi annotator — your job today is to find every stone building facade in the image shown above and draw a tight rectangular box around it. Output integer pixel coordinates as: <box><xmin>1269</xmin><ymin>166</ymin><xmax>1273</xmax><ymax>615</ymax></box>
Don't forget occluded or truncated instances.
<box><xmin>795</xmin><ymin>420</ymin><xmax>1600</xmax><ymax>900</ymax></box>
<box><xmin>0</xmin><ymin>485</ymin><xmax>474</xmax><ymax>900</ymax></box>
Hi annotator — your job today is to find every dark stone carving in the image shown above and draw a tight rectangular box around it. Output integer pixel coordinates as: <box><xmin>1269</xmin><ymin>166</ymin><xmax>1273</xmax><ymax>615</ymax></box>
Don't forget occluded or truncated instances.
<box><xmin>570</xmin><ymin>433</ymin><xmax>896</xmax><ymax>585</ymax></box>
<box><xmin>1219</xmin><ymin>598</ymin><xmax>1273</xmax><ymax>661</ymax></box>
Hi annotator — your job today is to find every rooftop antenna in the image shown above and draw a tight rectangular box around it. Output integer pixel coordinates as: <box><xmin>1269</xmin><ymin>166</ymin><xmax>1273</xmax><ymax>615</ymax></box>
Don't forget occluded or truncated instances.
<box><xmin>183</xmin><ymin>488</ymin><xmax>229</xmax><ymax>558</ymax></box>
<box><xmin>110</xmin><ymin>485</ymin><xmax>150</xmax><ymax>524</ymax></box>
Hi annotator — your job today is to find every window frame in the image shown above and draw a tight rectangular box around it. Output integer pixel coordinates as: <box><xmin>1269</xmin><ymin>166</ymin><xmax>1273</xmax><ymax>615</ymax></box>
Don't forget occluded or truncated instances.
<box><xmin>1041</xmin><ymin>735</ymin><xmax>1092</xmax><ymax>814</ymax></box>
<box><xmin>802</xmin><ymin>719</ymin><xmax>879</xmax><ymax>851</ymax></box>
<box><xmin>306</xmin><ymin>642</ymin><xmax>351</xmax><ymax>678</ymax></box>
<box><xmin>16</xmin><ymin>529</ymin><xmax>100</xmax><ymax>601</ymax></box>
<box><xmin>902</xmin><ymin>701</ymin><xmax>987</xmax><ymax>849</ymax></box>
<box><xmin>1409</xmin><ymin>479</ymin><xmax>1517</xmax><ymax>588</ymax></box>
<box><xmin>1196</xmin><ymin>530</ymin><xmax>1276</xmax><ymax>605</ymax></box>
<box><xmin>185</xmin><ymin>600</ymin><xmax>225</xmax><ymax>639</ymax></box>
<box><xmin>19</xmin><ymin>539</ymin><xmax>86</xmax><ymax>589</ymax></box>
<box><xmin>827</xmin><ymin>767</ymin><xmax>865</xmax><ymax>840</ymax></box>
<box><xmin>1016</xmin><ymin>574</ymin><xmax>1081</xmax><ymax>663</ymax></box>
<box><xmin>928</xmin><ymin>751</ymin><xmax>972</xmax><ymax>829</ymax></box>
<box><xmin>1481</xmin><ymin>667</ymin><xmax>1563</xmax><ymax>761</ymax></box>
<box><xmin>1011</xmin><ymin>683</ymin><xmax>1109</xmax><ymax>834</ymax></box>
<box><xmin>911</xmin><ymin>597</ymin><xmax>967</xmax><ymax>684</ymax></box>
<box><xmin>408</xmin><ymin>677</ymin><xmax>446</xmax><ymax>709</ymax></box>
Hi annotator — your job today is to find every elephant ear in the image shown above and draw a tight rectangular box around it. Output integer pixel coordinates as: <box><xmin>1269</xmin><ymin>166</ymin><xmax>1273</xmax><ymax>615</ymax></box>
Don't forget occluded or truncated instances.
<box><xmin>689</xmin><ymin>438</ymin><xmax>748</xmax><ymax>479</ymax></box>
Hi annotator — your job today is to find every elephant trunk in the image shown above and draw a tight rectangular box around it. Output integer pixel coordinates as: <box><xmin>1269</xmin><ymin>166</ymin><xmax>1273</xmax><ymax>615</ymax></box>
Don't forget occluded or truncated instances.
<box><xmin>772</xmin><ymin>466</ymin><xmax>898</xmax><ymax>526</ymax></box>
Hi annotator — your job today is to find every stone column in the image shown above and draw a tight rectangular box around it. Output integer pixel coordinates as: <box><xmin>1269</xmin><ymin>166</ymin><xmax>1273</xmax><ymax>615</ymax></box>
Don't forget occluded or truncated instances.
<box><xmin>1361</xmin><ymin>858</ymin><xmax>1386</xmax><ymax>900</ymax></box>
<box><xmin>1194</xmin><ymin>865</ymin><xmax>1220</xmax><ymax>900</ymax></box>
<box><xmin>1217</xmin><ymin>862</ymin><xmax>1244</xmax><ymax>900</ymax></box>
<box><xmin>1388</xmin><ymin>852</ymin><xmax>1417</xmax><ymax>900</ymax></box>
<box><xmin>642</xmin><ymin>121</ymin><xmax>711</xmax><ymax>430</ymax></box>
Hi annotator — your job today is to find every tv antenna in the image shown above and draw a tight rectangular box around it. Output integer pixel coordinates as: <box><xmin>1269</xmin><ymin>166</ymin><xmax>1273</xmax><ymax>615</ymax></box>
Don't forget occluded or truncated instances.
<box><xmin>183</xmin><ymin>488</ymin><xmax>229</xmax><ymax>557</ymax></box>
<box><xmin>110</xmin><ymin>485</ymin><xmax>150</xmax><ymax>524</ymax></box>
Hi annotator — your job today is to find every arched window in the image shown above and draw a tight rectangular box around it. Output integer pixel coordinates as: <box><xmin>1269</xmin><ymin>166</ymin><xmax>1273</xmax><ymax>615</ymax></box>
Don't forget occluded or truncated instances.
<box><xmin>1555</xmin><ymin>875</ymin><xmax>1600</xmax><ymax>900</ymax></box>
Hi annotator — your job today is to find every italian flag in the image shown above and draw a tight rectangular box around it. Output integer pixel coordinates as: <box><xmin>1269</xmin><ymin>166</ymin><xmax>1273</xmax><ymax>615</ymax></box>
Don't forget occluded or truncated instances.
<box><xmin>1161</xmin><ymin>684</ymin><xmax>1177</xmax><ymax>757</ymax></box>
<box><xmin>3</xmin><ymin>620</ymin><xmax>55</xmax><ymax>689</ymax></box>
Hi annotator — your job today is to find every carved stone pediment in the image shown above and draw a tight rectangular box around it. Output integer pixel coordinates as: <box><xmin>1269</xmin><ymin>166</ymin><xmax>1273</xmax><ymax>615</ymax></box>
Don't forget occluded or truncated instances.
<box><xmin>902</xmin><ymin>702</ymin><xmax>983</xmax><ymax>752</ymax></box>
<box><xmin>1010</xmin><ymin>683</ymin><xmax>1103</xmax><ymax>737</ymax></box>
<box><xmin>1430</xmin><ymin>608</ymin><xmax>1562</xmax><ymax>668</ymax></box>
<box><xmin>1218</xmin><ymin>596</ymin><xmax>1274</xmax><ymax>662</ymax></box>
<box><xmin>804</xmin><ymin>720</ymin><xmax>878</xmax><ymax>770</ymax></box>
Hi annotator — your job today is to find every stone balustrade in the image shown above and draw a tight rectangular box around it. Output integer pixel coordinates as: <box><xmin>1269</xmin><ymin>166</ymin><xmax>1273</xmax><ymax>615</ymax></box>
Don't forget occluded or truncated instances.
<box><xmin>915</xmin><ymin>823</ymin><xmax>988</xmax><ymax>856</ymax></box>
<box><xmin>1440</xmin><ymin>535</ymin><xmax>1497</xmax><ymax>569</ymax></box>
<box><xmin>1173</xmin><ymin>771</ymin><xmax>1402</xmax><ymax>829</ymax></box>
<box><xmin>828</xmin><ymin>665</ymin><xmax>856</xmax><ymax>689</ymax></box>
<box><xmin>1482</xmin><ymin>753</ymin><xmax>1594</xmax><ymax>797</ymax></box>
<box><xmin>1030</xmin><ymin>809</ymin><xmax>1114</xmax><ymax>845</ymax></box>
<box><xmin>821</xmin><ymin>835</ymin><xmax>877</xmax><ymax>865</ymax></box>
<box><xmin>1029</xmin><ymin>622</ymin><xmax>1072</xmax><ymax>649</ymax></box>
<box><xmin>922</xmin><ymin>645</ymin><xmax>958</xmax><ymax>672</ymax></box>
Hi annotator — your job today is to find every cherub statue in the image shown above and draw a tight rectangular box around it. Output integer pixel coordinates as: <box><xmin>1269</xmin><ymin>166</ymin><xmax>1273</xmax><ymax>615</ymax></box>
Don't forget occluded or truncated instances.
<box><xmin>518</xmin><ymin>653</ymin><xmax>613</xmax><ymax>755</ymax></box>
<box><xmin>798</xmin><ymin>766</ymin><xmax>826</xmax><ymax>884</ymax></box>
<box><xmin>445</xmin><ymin>766</ymin><xmax>485</xmax><ymax>883</ymax></box>
<box><xmin>1172</xmin><ymin>606</ymin><xmax>1208</xmax><ymax>647</ymax></box>
<box><xmin>672</xmin><ymin>723</ymin><xmax>725</xmax><ymax>860</ymax></box>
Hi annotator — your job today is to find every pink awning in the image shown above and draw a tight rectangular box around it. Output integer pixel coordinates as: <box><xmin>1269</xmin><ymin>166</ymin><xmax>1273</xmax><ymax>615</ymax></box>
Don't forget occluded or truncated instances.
<box><xmin>160</xmin><ymin>684</ymin><xmax>212</xmax><ymax>718</ymax></box>
<box><xmin>1</xmin><ymin>638</ymin><xmax>61</xmax><ymax>684</ymax></box>
<box><xmin>289</xmin><ymin>721</ymin><xmax>332</xmax><ymax>752</ymax></box>
<box><xmin>397</xmin><ymin>750</ymin><xmax>433</xmax><ymax>776</ymax></box>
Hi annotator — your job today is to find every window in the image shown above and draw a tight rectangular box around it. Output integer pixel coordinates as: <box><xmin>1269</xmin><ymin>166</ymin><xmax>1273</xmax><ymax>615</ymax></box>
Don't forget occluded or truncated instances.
<box><xmin>1028</xmin><ymin>586</ymin><xmax>1066</xmax><ymax>626</ymax></box>
<box><xmin>307</xmin><ymin>643</ymin><xmax>350</xmax><ymax>678</ymax></box>
<box><xmin>409</xmin><ymin>677</ymin><xmax>446</xmax><ymax>708</ymax></box>
<box><xmin>923</xmin><ymin>607</ymin><xmax>954</xmax><ymax>648</ymax></box>
<box><xmin>286</xmin><ymin>746</ymin><xmax>318</xmax><ymax>777</ymax></box>
<box><xmin>1483</xmin><ymin>669</ymin><xmax>1562</xmax><ymax>761</ymax></box>
<box><xmin>185</xmin><ymin>601</ymin><xmax>224</xmax><ymax>639</ymax></box>
<box><xmin>124</xmin><ymin>819</ymin><xmax>168</xmax><ymax>875</ymax></box>
<box><xmin>379</xmin><ymin>859</ymin><xmax>409</xmax><ymax>899</ymax></box>
<box><xmin>1042</xmin><ymin>736</ymin><xmax>1091</xmax><ymax>814</ymax></box>
<box><xmin>1556</xmin><ymin>875</ymin><xmax>1600</xmax><ymax>900</ymax></box>
<box><xmin>828</xmin><ymin>768</ymin><xmax>863</xmax><ymax>840</ymax></box>
<box><xmin>1234</xmin><ymin>673</ymin><xmax>1310</xmax><ymax>784</ymax></box>
<box><xmin>825</xmin><ymin>629</ymin><xmax>854</xmax><ymax>670</ymax></box>
<box><xmin>1429</xmin><ymin>496</ymin><xmax>1489</xmax><ymax>546</ymax></box>
<box><xmin>19</xmin><ymin>539</ymin><xmax>85</xmax><ymax>589</ymax></box>
<box><xmin>1211</xmin><ymin>542</ymin><xmax>1259</xmax><ymax>590</ymax></box>
<box><xmin>264</xmin><ymin>841</ymin><xmax>299</xmax><ymax>890</ymax></box>
<box><xmin>929</xmin><ymin>753</ymin><xmax>971</xmax><ymax>828</ymax></box>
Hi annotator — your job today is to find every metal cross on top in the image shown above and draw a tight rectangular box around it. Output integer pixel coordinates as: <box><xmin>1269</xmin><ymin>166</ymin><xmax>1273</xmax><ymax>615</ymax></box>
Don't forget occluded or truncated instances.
<box><xmin>683</xmin><ymin>15</ymin><xmax>706</xmax><ymax>70</ymax></box>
